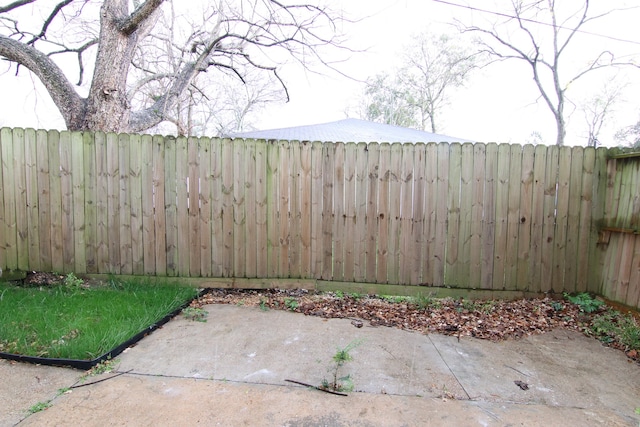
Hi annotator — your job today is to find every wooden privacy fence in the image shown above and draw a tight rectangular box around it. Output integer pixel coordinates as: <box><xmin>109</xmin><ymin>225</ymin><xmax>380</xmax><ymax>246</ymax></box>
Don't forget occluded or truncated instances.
<box><xmin>0</xmin><ymin>127</ymin><xmax>633</xmax><ymax>302</ymax></box>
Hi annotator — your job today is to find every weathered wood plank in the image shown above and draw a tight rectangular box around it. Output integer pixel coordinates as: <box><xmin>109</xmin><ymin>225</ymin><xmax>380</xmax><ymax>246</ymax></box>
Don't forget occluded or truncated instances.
<box><xmin>221</xmin><ymin>138</ymin><xmax>234</xmax><ymax>277</ymax></box>
<box><xmin>152</xmin><ymin>135</ymin><xmax>167</xmax><ymax>275</ymax></box>
<box><xmin>255</xmin><ymin>140</ymin><xmax>269</xmax><ymax>277</ymax></box>
<box><xmin>117</xmin><ymin>133</ymin><xmax>132</xmax><ymax>274</ymax></box>
<box><xmin>422</xmin><ymin>143</ymin><xmax>438</xmax><ymax>285</ymax></box>
<box><xmin>83</xmin><ymin>132</ymin><xmax>97</xmax><ymax>273</ymax></box>
<box><xmin>24</xmin><ymin>129</ymin><xmax>41</xmax><ymax>271</ymax></box>
<box><xmin>398</xmin><ymin>144</ymin><xmax>415</xmax><ymax>285</ymax></box>
<box><xmin>95</xmin><ymin>132</ymin><xmax>109</xmax><ymax>273</ymax></box>
<box><xmin>364</xmin><ymin>143</ymin><xmax>380</xmax><ymax>283</ymax></box>
<box><xmin>188</xmin><ymin>136</ymin><xmax>201</xmax><ymax>276</ymax></box>
<box><xmin>209</xmin><ymin>137</ymin><xmax>223</xmax><ymax>277</ymax></box>
<box><xmin>299</xmin><ymin>141</ymin><xmax>313</xmax><ymax>279</ymax></box>
<box><xmin>411</xmin><ymin>143</ymin><xmax>426</xmax><ymax>285</ymax></box>
<box><xmin>492</xmin><ymin>143</ymin><xmax>510</xmax><ymax>290</ymax></box>
<box><xmin>288</xmin><ymin>141</ymin><xmax>300</xmax><ymax>278</ymax></box>
<box><xmin>140</xmin><ymin>134</ymin><xmax>156</xmax><ymax>275</ymax></box>
<box><xmin>331</xmin><ymin>143</ymin><xmax>345</xmax><ymax>281</ymax></box>
<box><xmin>387</xmin><ymin>143</ymin><xmax>402</xmax><ymax>284</ymax></box>
<box><xmin>445</xmin><ymin>143</ymin><xmax>462</xmax><ymax>287</ymax></box>
<box><xmin>59</xmin><ymin>131</ymin><xmax>74</xmax><ymax>273</ymax></box>
<box><xmin>13</xmin><ymin>128</ymin><xmax>29</xmax><ymax>271</ymax></box>
<box><xmin>0</xmin><ymin>129</ymin><xmax>5</xmax><ymax>271</ymax></box>
<box><xmin>164</xmin><ymin>135</ymin><xmax>178</xmax><ymax>276</ymax></box>
<box><xmin>128</xmin><ymin>134</ymin><xmax>143</xmax><ymax>275</ymax></box>
<box><xmin>198</xmin><ymin>137</ymin><xmax>212</xmax><ymax>277</ymax></box>
<box><xmin>551</xmin><ymin>146</ymin><xmax>571</xmax><ymax>291</ymax></box>
<box><xmin>267</xmin><ymin>140</ymin><xmax>280</xmax><ymax>277</ymax></box>
<box><xmin>49</xmin><ymin>130</ymin><xmax>64</xmax><ymax>273</ymax></box>
<box><xmin>564</xmin><ymin>147</ymin><xmax>584</xmax><ymax>292</ymax></box>
<box><xmin>310</xmin><ymin>141</ymin><xmax>324</xmax><ymax>279</ymax></box>
<box><xmin>244</xmin><ymin>139</ymin><xmax>257</xmax><ymax>278</ymax></box>
<box><xmin>504</xmin><ymin>144</ymin><xmax>522</xmax><ymax>290</ymax></box>
<box><xmin>376</xmin><ymin>143</ymin><xmax>391</xmax><ymax>283</ymax></box>
<box><xmin>175</xmin><ymin>136</ymin><xmax>189</xmax><ymax>275</ymax></box>
<box><xmin>343</xmin><ymin>142</ymin><xmax>357</xmax><ymax>281</ymax></box>
<box><xmin>457</xmin><ymin>143</ymin><xmax>474</xmax><ymax>287</ymax></box>
<box><xmin>70</xmin><ymin>132</ymin><xmax>86</xmax><ymax>273</ymax></box>
<box><xmin>1</xmin><ymin>128</ymin><xmax>17</xmax><ymax>270</ymax></box>
<box><xmin>481</xmin><ymin>143</ymin><xmax>497</xmax><ymax>290</ymax></box>
<box><xmin>233</xmin><ymin>139</ymin><xmax>247</xmax><ymax>277</ymax></box>
<box><xmin>516</xmin><ymin>145</ymin><xmax>535</xmax><ymax>291</ymax></box>
<box><xmin>529</xmin><ymin>145</ymin><xmax>547</xmax><ymax>291</ymax></box>
<box><xmin>278</xmin><ymin>140</ymin><xmax>291</xmax><ymax>277</ymax></box>
<box><xmin>433</xmin><ymin>143</ymin><xmax>449</xmax><ymax>286</ymax></box>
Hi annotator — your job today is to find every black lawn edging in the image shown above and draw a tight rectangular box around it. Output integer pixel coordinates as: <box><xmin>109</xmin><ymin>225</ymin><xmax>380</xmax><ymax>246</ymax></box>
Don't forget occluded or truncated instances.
<box><xmin>0</xmin><ymin>289</ymin><xmax>205</xmax><ymax>370</ymax></box>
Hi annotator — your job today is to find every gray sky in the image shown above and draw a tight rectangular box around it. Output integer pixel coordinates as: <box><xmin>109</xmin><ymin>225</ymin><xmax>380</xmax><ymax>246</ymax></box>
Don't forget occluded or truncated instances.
<box><xmin>1</xmin><ymin>0</ymin><xmax>639</xmax><ymax>146</ymax></box>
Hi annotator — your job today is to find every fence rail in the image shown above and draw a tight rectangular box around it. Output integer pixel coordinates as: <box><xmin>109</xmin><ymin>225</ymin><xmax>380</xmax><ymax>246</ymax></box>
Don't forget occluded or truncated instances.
<box><xmin>1</xmin><ymin>127</ymin><xmax>637</xmax><ymax>307</ymax></box>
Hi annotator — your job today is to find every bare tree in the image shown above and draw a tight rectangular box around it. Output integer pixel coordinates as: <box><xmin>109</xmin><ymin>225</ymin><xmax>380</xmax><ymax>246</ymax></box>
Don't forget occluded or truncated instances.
<box><xmin>579</xmin><ymin>80</ymin><xmax>625</xmax><ymax>147</ymax></box>
<box><xmin>358</xmin><ymin>31</ymin><xmax>481</xmax><ymax>133</ymax></box>
<box><xmin>0</xmin><ymin>0</ymin><xmax>346</xmax><ymax>133</ymax></box>
<box><xmin>615</xmin><ymin>118</ymin><xmax>640</xmax><ymax>148</ymax></box>
<box><xmin>459</xmin><ymin>0</ymin><xmax>637</xmax><ymax>146</ymax></box>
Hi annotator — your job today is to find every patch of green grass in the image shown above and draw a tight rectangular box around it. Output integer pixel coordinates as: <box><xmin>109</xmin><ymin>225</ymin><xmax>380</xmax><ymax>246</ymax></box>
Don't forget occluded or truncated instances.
<box><xmin>0</xmin><ymin>277</ymin><xmax>197</xmax><ymax>360</ymax></box>
<box><xmin>590</xmin><ymin>310</ymin><xmax>640</xmax><ymax>350</ymax></box>
<box><xmin>182</xmin><ymin>307</ymin><xmax>208</xmax><ymax>322</ymax></box>
<box><xmin>28</xmin><ymin>401</ymin><xmax>51</xmax><ymax>413</ymax></box>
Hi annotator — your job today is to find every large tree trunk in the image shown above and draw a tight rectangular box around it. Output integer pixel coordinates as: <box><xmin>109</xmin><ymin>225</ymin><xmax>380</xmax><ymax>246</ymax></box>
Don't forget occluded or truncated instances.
<box><xmin>77</xmin><ymin>0</ymin><xmax>162</xmax><ymax>132</ymax></box>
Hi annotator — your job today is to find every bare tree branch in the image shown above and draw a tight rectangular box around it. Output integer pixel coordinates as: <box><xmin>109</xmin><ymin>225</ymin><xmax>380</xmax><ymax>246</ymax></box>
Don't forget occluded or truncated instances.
<box><xmin>0</xmin><ymin>0</ymin><xmax>36</xmax><ymax>14</ymax></box>
<box><xmin>118</xmin><ymin>0</ymin><xmax>165</xmax><ymax>35</ymax></box>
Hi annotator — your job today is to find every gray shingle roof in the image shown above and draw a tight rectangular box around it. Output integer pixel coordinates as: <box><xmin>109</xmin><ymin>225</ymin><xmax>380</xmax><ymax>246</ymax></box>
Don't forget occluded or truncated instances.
<box><xmin>226</xmin><ymin>118</ymin><xmax>471</xmax><ymax>144</ymax></box>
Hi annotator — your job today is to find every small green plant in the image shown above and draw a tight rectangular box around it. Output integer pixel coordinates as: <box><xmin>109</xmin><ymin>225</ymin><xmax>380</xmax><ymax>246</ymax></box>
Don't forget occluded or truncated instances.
<box><xmin>259</xmin><ymin>298</ymin><xmax>269</xmax><ymax>311</ymax></box>
<box><xmin>85</xmin><ymin>357</ymin><xmax>118</xmax><ymax>377</ymax></box>
<box><xmin>182</xmin><ymin>307</ymin><xmax>208</xmax><ymax>322</ymax></box>
<box><xmin>322</xmin><ymin>339</ymin><xmax>362</xmax><ymax>393</ymax></box>
<box><xmin>349</xmin><ymin>292</ymin><xmax>363</xmax><ymax>301</ymax></box>
<box><xmin>413</xmin><ymin>292</ymin><xmax>440</xmax><ymax>310</ymax></box>
<box><xmin>28</xmin><ymin>401</ymin><xmax>51</xmax><ymax>413</ymax></box>
<box><xmin>334</xmin><ymin>290</ymin><xmax>344</xmax><ymax>299</ymax></box>
<box><xmin>551</xmin><ymin>301</ymin><xmax>564</xmax><ymax>311</ymax></box>
<box><xmin>63</xmin><ymin>272</ymin><xmax>84</xmax><ymax>291</ymax></box>
<box><xmin>564</xmin><ymin>292</ymin><xmax>604</xmax><ymax>313</ymax></box>
<box><xmin>591</xmin><ymin>311</ymin><xmax>640</xmax><ymax>350</ymax></box>
<box><xmin>284</xmin><ymin>297</ymin><xmax>299</xmax><ymax>311</ymax></box>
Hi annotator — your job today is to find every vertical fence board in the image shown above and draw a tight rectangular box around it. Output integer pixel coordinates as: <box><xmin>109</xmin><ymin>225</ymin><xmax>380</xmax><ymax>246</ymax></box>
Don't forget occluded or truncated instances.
<box><xmin>175</xmin><ymin>136</ymin><xmax>189</xmax><ymax>275</ymax></box>
<box><xmin>445</xmin><ymin>143</ymin><xmax>461</xmax><ymax>286</ymax></box>
<box><xmin>221</xmin><ymin>138</ymin><xmax>234</xmax><ymax>277</ymax></box>
<box><xmin>411</xmin><ymin>144</ymin><xmax>426</xmax><ymax>285</ymax></box>
<box><xmin>310</xmin><ymin>141</ymin><xmax>324</xmax><ymax>278</ymax></box>
<box><xmin>482</xmin><ymin>143</ymin><xmax>498</xmax><ymax>289</ymax></box>
<box><xmin>288</xmin><ymin>141</ymin><xmax>301</xmax><ymax>278</ymax></box>
<box><xmin>332</xmin><ymin>143</ymin><xmax>345</xmax><ymax>280</ymax></box>
<box><xmin>551</xmin><ymin>146</ymin><xmax>571</xmax><ymax>291</ymax></box>
<box><xmin>198</xmin><ymin>137</ymin><xmax>212</xmax><ymax>277</ymax></box>
<box><xmin>457</xmin><ymin>143</ymin><xmax>474</xmax><ymax>287</ymax></box>
<box><xmin>255</xmin><ymin>140</ymin><xmax>268</xmax><ymax>277</ymax></box>
<box><xmin>399</xmin><ymin>144</ymin><xmax>415</xmax><ymax>285</ymax></box>
<box><xmin>387</xmin><ymin>144</ymin><xmax>402</xmax><ymax>285</ymax></box>
<box><xmin>354</xmin><ymin>143</ymin><xmax>368</xmax><ymax>282</ymax></box>
<box><xmin>94</xmin><ymin>132</ymin><xmax>109</xmax><ymax>273</ymax></box>
<box><xmin>300</xmin><ymin>141</ymin><xmax>313</xmax><ymax>279</ymax></box>
<box><xmin>13</xmin><ymin>128</ymin><xmax>29</xmax><ymax>271</ymax></box>
<box><xmin>1</xmin><ymin>128</ymin><xmax>17</xmax><ymax>270</ymax></box>
<box><xmin>278</xmin><ymin>141</ymin><xmax>290</xmax><ymax>277</ymax></box>
<box><xmin>529</xmin><ymin>145</ymin><xmax>547</xmax><ymax>290</ymax></box>
<box><xmin>516</xmin><ymin>145</ymin><xmax>535</xmax><ymax>290</ymax></box>
<box><xmin>152</xmin><ymin>135</ymin><xmax>167</xmax><ymax>275</ymax></box>
<box><xmin>70</xmin><ymin>132</ymin><xmax>86</xmax><ymax>273</ymax></box>
<box><xmin>321</xmin><ymin>143</ymin><xmax>334</xmax><ymax>280</ymax></box>
<box><xmin>0</xmin><ymin>129</ymin><xmax>5</xmax><ymax>270</ymax></box>
<box><xmin>49</xmin><ymin>131</ymin><xmax>64</xmax><ymax>272</ymax></box>
<box><xmin>490</xmin><ymin>144</ymin><xmax>515</xmax><ymax>290</ymax></box>
<box><xmin>422</xmin><ymin>143</ymin><xmax>438</xmax><ymax>285</ymax></box>
<box><xmin>129</xmin><ymin>134</ymin><xmax>144</xmax><ymax>275</ymax></box>
<box><xmin>433</xmin><ymin>143</ymin><xmax>449</xmax><ymax>286</ymax></box>
<box><xmin>469</xmin><ymin>144</ymin><xmax>485</xmax><ymax>288</ymax></box>
<box><xmin>244</xmin><ymin>139</ymin><xmax>258</xmax><ymax>278</ymax></box>
<box><xmin>188</xmin><ymin>137</ymin><xmax>201</xmax><ymax>276</ymax></box>
<box><xmin>343</xmin><ymin>142</ymin><xmax>357</xmax><ymax>281</ymax></box>
<box><xmin>83</xmin><ymin>132</ymin><xmax>97</xmax><ymax>273</ymax></box>
<box><xmin>164</xmin><ymin>136</ymin><xmax>178</xmax><ymax>275</ymax></box>
<box><xmin>267</xmin><ymin>141</ymin><xmax>280</xmax><ymax>277</ymax></box>
<box><xmin>376</xmin><ymin>143</ymin><xmax>390</xmax><ymax>283</ymax></box>
<box><xmin>118</xmin><ymin>133</ymin><xmax>132</xmax><ymax>274</ymax></box>
<box><xmin>563</xmin><ymin>147</ymin><xmax>583</xmax><ymax>292</ymax></box>
<box><xmin>141</xmin><ymin>135</ymin><xmax>156</xmax><ymax>275</ymax></box>
<box><xmin>59</xmin><ymin>131</ymin><xmax>73</xmax><ymax>273</ymax></box>
<box><xmin>24</xmin><ymin>129</ymin><xmax>41</xmax><ymax>271</ymax></box>
<box><xmin>576</xmin><ymin>148</ymin><xmax>594</xmax><ymax>292</ymax></box>
<box><xmin>365</xmin><ymin>143</ymin><xmax>379</xmax><ymax>283</ymax></box>
<box><xmin>504</xmin><ymin>145</ymin><xmax>522</xmax><ymax>290</ymax></box>
<box><xmin>540</xmin><ymin>146</ymin><xmax>559</xmax><ymax>292</ymax></box>
<box><xmin>209</xmin><ymin>137</ymin><xmax>223</xmax><ymax>277</ymax></box>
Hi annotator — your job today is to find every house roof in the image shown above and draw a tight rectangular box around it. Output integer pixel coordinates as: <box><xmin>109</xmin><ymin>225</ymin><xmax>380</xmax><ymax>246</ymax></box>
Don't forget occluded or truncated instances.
<box><xmin>225</xmin><ymin>118</ymin><xmax>471</xmax><ymax>144</ymax></box>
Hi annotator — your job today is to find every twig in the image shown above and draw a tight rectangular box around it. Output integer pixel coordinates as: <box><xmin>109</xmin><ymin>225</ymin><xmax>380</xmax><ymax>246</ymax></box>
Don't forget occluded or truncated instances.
<box><xmin>284</xmin><ymin>379</ymin><xmax>348</xmax><ymax>396</ymax></box>
<box><xmin>70</xmin><ymin>369</ymin><xmax>133</xmax><ymax>389</ymax></box>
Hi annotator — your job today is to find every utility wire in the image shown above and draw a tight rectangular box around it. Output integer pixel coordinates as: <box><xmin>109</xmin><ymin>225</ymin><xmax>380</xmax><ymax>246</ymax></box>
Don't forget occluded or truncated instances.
<box><xmin>432</xmin><ymin>0</ymin><xmax>640</xmax><ymax>46</ymax></box>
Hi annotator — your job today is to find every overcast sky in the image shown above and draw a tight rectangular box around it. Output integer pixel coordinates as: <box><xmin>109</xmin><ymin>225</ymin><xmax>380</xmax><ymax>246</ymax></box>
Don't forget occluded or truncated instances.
<box><xmin>1</xmin><ymin>0</ymin><xmax>639</xmax><ymax>146</ymax></box>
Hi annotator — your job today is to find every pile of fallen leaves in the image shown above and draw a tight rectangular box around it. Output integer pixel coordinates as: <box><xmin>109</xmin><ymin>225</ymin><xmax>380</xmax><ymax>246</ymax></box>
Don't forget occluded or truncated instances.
<box><xmin>192</xmin><ymin>288</ymin><xmax>640</xmax><ymax>363</ymax></box>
